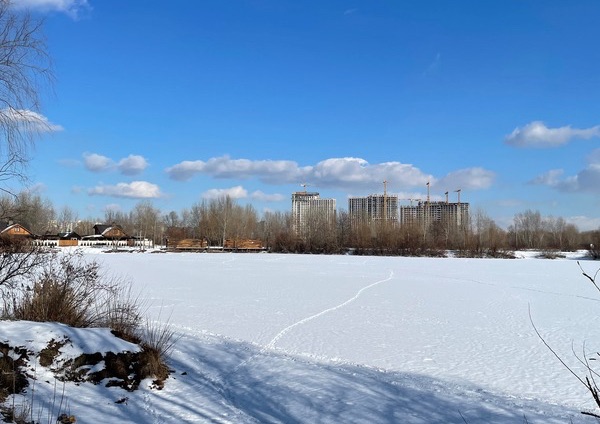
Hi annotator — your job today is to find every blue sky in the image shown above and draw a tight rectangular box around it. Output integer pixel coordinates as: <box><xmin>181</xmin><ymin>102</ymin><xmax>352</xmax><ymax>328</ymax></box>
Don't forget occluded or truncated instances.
<box><xmin>13</xmin><ymin>0</ymin><xmax>600</xmax><ymax>229</ymax></box>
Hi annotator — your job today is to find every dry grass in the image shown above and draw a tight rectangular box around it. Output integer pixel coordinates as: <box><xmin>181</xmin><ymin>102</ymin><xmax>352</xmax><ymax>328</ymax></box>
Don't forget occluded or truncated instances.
<box><xmin>139</xmin><ymin>316</ymin><xmax>179</xmax><ymax>386</ymax></box>
<box><xmin>4</xmin><ymin>251</ymin><xmax>143</xmax><ymax>335</ymax></box>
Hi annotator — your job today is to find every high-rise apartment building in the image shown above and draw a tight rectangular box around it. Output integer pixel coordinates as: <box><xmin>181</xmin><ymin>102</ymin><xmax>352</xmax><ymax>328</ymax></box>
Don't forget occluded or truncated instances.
<box><xmin>291</xmin><ymin>191</ymin><xmax>336</xmax><ymax>236</ymax></box>
<box><xmin>348</xmin><ymin>194</ymin><xmax>399</xmax><ymax>226</ymax></box>
<box><xmin>399</xmin><ymin>201</ymin><xmax>470</xmax><ymax>228</ymax></box>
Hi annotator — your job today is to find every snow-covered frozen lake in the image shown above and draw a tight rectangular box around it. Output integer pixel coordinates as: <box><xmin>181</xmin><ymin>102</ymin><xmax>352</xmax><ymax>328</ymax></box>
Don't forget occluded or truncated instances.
<box><xmin>80</xmin><ymin>250</ymin><xmax>600</xmax><ymax>423</ymax></box>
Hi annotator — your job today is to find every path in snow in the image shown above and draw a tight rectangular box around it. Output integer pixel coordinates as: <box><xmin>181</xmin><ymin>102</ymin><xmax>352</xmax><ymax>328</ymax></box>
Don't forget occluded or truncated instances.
<box><xmin>265</xmin><ymin>269</ymin><xmax>395</xmax><ymax>349</ymax></box>
<box><xmin>229</xmin><ymin>269</ymin><xmax>394</xmax><ymax>374</ymax></box>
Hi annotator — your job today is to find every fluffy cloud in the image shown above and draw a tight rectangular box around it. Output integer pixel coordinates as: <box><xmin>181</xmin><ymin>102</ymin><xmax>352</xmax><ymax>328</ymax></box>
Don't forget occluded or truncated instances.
<box><xmin>201</xmin><ymin>186</ymin><xmax>285</xmax><ymax>202</ymax></box>
<box><xmin>0</xmin><ymin>108</ymin><xmax>63</xmax><ymax>133</ymax></box>
<box><xmin>117</xmin><ymin>155</ymin><xmax>148</xmax><ymax>176</ymax></box>
<box><xmin>434</xmin><ymin>167</ymin><xmax>495</xmax><ymax>191</ymax></box>
<box><xmin>83</xmin><ymin>153</ymin><xmax>148</xmax><ymax>175</ymax></box>
<box><xmin>529</xmin><ymin>169</ymin><xmax>565</xmax><ymax>187</ymax></box>
<box><xmin>250</xmin><ymin>191</ymin><xmax>286</xmax><ymax>202</ymax></box>
<box><xmin>202</xmin><ymin>186</ymin><xmax>248</xmax><ymax>200</ymax></box>
<box><xmin>166</xmin><ymin>156</ymin><xmax>306</xmax><ymax>183</ymax></box>
<box><xmin>12</xmin><ymin>0</ymin><xmax>91</xmax><ymax>19</ymax></box>
<box><xmin>88</xmin><ymin>181</ymin><xmax>162</xmax><ymax>199</ymax></box>
<box><xmin>565</xmin><ymin>216</ymin><xmax>600</xmax><ymax>232</ymax></box>
<box><xmin>505</xmin><ymin>121</ymin><xmax>600</xmax><ymax>148</ymax></box>
<box><xmin>311</xmin><ymin>158</ymin><xmax>431</xmax><ymax>188</ymax></box>
<box><xmin>166</xmin><ymin>156</ymin><xmax>434</xmax><ymax>190</ymax></box>
<box><xmin>83</xmin><ymin>153</ymin><xmax>113</xmax><ymax>172</ymax></box>
<box><xmin>530</xmin><ymin>149</ymin><xmax>600</xmax><ymax>192</ymax></box>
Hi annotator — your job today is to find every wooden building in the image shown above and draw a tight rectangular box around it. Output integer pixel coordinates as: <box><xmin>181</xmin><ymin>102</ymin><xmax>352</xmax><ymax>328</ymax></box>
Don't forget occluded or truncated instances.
<box><xmin>0</xmin><ymin>222</ymin><xmax>34</xmax><ymax>238</ymax></box>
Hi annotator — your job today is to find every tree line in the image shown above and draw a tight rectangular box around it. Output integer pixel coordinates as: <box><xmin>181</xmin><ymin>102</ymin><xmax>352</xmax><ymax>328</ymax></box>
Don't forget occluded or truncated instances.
<box><xmin>1</xmin><ymin>192</ymin><xmax>599</xmax><ymax>256</ymax></box>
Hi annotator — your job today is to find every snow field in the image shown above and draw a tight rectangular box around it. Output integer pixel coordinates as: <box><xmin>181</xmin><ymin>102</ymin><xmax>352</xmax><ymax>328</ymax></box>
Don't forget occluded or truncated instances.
<box><xmin>90</xmin><ymin>251</ymin><xmax>600</xmax><ymax>421</ymax></box>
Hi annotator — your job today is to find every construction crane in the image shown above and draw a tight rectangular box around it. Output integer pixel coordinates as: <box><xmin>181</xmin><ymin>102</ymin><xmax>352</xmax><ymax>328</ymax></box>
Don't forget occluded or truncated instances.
<box><xmin>300</xmin><ymin>183</ymin><xmax>311</xmax><ymax>193</ymax></box>
<box><xmin>454</xmin><ymin>189</ymin><xmax>462</xmax><ymax>204</ymax></box>
<box><xmin>445</xmin><ymin>191</ymin><xmax>449</xmax><ymax>204</ymax></box>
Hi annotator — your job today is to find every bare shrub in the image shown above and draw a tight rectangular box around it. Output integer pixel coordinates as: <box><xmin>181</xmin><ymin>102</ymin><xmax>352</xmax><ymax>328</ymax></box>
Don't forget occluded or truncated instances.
<box><xmin>5</xmin><ymin>250</ymin><xmax>142</xmax><ymax>334</ymax></box>
<box><xmin>139</xmin><ymin>316</ymin><xmax>179</xmax><ymax>386</ymax></box>
<box><xmin>0</xmin><ymin>237</ymin><xmax>49</xmax><ymax>291</ymax></box>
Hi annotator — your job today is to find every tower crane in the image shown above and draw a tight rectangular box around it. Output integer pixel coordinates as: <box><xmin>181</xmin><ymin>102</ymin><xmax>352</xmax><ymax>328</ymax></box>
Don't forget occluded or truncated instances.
<box><xmin>454</xmin><ymin>189</ymin><xmax>462</xmax><ymax>204</ymax></box>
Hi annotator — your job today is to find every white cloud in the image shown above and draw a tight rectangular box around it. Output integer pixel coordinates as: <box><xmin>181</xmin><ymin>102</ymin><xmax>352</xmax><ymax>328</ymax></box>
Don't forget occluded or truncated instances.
<box><xmin>117</xmin><ymin>155</ymin><xmax>148</xmax><ymax>176</ymax></box>
<box><xmin>432</xmin><ymin>167</ymin><xmax>495</xmax><ymax>191</ymax></box>
<box><xmin>250</xmin><ymin>191</ymin><xmax>286</xmax><ymax>202</ymax></box>
<box><xmin>12</xmin><ymin>0</ymin><xmax>91</xmax><ymax>19</ymax></box>
<box><xmin>529</xmin><ymin>169</ymin><xmax>564</xmax><ymax>186</ymax></box>
<box><xmin>83</xmin><ymin>153</ymin><xmax>148</xmax><ymax>175</ymax></box>
<box><xmin>83</xmin><ymin>153</ymin><xmax>113</xmax><ymax>172</ymax></box>
<box><xmin>531</xmin><ymin>149</ymin><xmax>600</xmax><ymax>193</ymax></box>
<box><xmin>566</xmin><ymin>216</ymin><xmax>600</xmax><ymax>232</ymax></box>
<box><xmin>88</xmin><ymin>181</ymin><xmax>162</xmax><ymax>199</ymax></box>
<box><xmin>166</xmin><ymin>156</ymin><xmax>306</xmax><ymax>183</ymax></box>
<box><xmin>505</xmin><ymin>121</ymin><xmax>600</xmax><ymax>148</ymax></box>
<box><xmin>202</xmin><ymin>186</ymin><xmax>248</xmax><ymax>200</ymax></box>
<box><xmin>311</xmin><ymin>158</ymin><xmax>432</xmax><ymax>189</ymax></box>
<box><xmin>0</xmin><ymin>108</ymin><xmax>63</xmax><ymax>133</ymax></box>
<box><xmin>166</xmin><ymin>156</ymin><xmax>435</xmax><ymax>191</ymax></box>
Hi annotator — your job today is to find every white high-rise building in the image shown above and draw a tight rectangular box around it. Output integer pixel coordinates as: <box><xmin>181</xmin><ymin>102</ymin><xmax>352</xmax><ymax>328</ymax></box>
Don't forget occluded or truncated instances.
<box><xmin>291</xmin><ymin>192</ymin><xmax>336</xmax><ymax>236</ymax></box>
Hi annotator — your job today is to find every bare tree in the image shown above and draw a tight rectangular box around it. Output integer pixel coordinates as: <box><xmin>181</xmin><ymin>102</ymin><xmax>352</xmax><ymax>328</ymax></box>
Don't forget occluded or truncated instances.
<box><xmin>0</xmin><ymin>3</ymin><xmax>53</xmax><ymax>298</ymax></box>
<box><xmin>0</xmin><ymin>191</ymin><xmax>55</xmax><ymax>234</ymax></box>
<box><xmin>0</xmin><ymin>1</ymin><xmax>52</xmax><ymax>195</ymax></box>
<box><xmin>131</xmin><ymin>200</ymin><xmax>160</xmax><ymax>244</ymax></box>
<box><xmin>260</xmin><ymin>210</ymin><xmax>291</xmax><ymax>251</ymax></box>
<box><xmin>57</xmin><ymin>205</ymin><xmax>78</xmax><ymax>232</ymax></box>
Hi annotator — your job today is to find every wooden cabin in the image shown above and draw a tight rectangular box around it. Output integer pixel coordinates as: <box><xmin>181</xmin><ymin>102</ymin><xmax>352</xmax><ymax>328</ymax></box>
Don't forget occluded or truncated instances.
<box><xmin>0</xmin><ymin>222</ymin><xmax>34</xmax><ymax>238</ymax></box>
<box><xmin>92</xmin><ymin>224</ymin><xmax>128</xmax><ymax>240</ymax></box>
<box><xmin>58</xmin><ymin>231</ymin><xmax>81</xmax><ymax>247</ymax></box>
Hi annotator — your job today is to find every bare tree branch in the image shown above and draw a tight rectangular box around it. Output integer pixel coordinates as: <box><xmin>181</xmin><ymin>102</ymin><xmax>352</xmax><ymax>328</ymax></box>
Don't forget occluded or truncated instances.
<box><xmin>0</xmin><ymin>0</ymin><xmax>53</xmax><ymax>195</ymax></box>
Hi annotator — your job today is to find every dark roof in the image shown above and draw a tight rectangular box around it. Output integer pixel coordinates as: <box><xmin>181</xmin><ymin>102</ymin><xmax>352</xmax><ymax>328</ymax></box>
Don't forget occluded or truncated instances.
<box><xmin>93</xmin><ymin>224</ymin><xmax>111</xmax><ymax>235</ymax></box>
<box><xmin>58</xmin><ymin>231</ymin><xmax>81</xmax><ymax>240</ymax></box>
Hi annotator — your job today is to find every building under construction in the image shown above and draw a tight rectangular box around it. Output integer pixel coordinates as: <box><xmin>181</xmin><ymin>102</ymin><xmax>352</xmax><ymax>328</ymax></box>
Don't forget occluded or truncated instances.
<box><xmin>399</xmin><ymin>198</ymin><xmax>470</xmax><ymax>228</ymax></box>
<box><xmin>291</xmin><ymin>191</ymin><xmax>336</xmax><ymax>236</ymax></box>
<box><xmin>348</xmin><ymin>194</ymin><xmax>399</xmax><ymax>226</ymax></box>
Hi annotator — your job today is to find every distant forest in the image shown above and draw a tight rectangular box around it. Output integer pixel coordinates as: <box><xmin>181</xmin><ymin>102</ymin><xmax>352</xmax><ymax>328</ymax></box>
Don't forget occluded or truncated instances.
<box><xmin>2</xmin><ymin>191</ymin><xmax>600</xmax><ymax>258</ymax></box>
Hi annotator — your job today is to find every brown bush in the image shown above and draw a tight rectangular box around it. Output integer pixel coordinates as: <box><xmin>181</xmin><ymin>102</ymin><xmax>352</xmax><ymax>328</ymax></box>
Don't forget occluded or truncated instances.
<box><xmin>6</xmin><ymin>251</ymin><xmax>142</xmax><ymax>334</ymax></box>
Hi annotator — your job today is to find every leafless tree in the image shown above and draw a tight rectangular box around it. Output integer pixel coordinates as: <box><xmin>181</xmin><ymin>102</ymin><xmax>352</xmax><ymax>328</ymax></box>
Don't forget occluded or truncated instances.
<box><xmin>56</xmin><ymin>205</ymin><xmax>78</xmax><ymax>232</ymax></box>
<box><xmin>131</xmin><ymin>200</ymin><xmax>161</xmax><ymax>244</ymax></box>
<box><xmin>260</xmin><ymin>210</ymin><xmax>291</xmax><ymax>251</ymax></box>
<box><xmin>0</xmin><ymin>1</ymin><xmax>53</xmax><ymax>195</ymax></box>
<box><xmin>0</xmin><ymin>191</ymin><xmax>55</xmax><ymax>234</ymax></box>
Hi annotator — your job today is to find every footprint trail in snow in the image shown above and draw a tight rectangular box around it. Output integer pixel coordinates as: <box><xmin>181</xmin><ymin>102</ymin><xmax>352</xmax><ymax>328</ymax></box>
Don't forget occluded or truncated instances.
<box><xmin>265</xmin><ymin>269</ymin><xmax>395</xmax><ymax>349</ymax></box>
